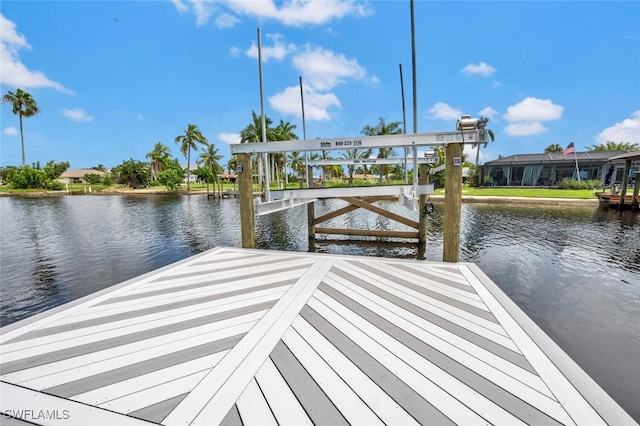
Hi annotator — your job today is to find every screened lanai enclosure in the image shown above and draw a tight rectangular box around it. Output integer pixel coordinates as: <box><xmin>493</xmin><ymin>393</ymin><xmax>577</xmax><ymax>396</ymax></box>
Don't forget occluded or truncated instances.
<box><xmin>479</xmin><ymin>150</ymin><xmax>637</xmax><ymax>187</ymax></box>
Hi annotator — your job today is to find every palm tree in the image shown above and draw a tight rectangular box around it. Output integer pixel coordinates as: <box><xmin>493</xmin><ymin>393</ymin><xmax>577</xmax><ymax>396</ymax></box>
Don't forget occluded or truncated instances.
<box><xmin>340</xmin><ymin>148</ymin><xmax>372</xmax><ymax>186</ymax></box>
<box><xmin>271</xmin><ymin>120</ymin><xmax>298</xmax><ymax>187</ymax></box>
<box><xmin>240</xmin><ymin>111</ymin><xmax>276</xmax><ymax>187</ymax></box>
<box><xmin>174</xmin><ymin>124</ymin><xmax>208</xmax><ymax>190</ymax></box>
<box><xmin>474</xmin><ymin>119</ymin><xmax>495</xmax><ymax>166</ymax></box>
<box><xmin>361</xmin><ymin>117</ymin><xmax>402</xmax><ymax>183</ymax></box>
<box><xmin>287</xmin><ymin>151</ymin><xmax>306</xmax><ymax>188</ymax></box>
<box><xmin>544</xmin><ymin>144</ymin><xmax>563</xmax><ymax>153</ymax></box>
<box><xmin>146</xmin><ymin>142</ymin><xmax>172</xmax><ymax>182</ymax></box>
<box><xmin>198</xmin><ymin>143</ymin><xmax>222</xmax><ymax>184</ymax></box>
<box><xmin>2</xmin><ymin>88</ymin><xmax>40</xmax><ymax>167</ymax></box>
<box><xmin>587</xmin><ymin>141</ymin><xmax>639</xmax><ymax>151</ymax></box>
<box><xmin>240</xmin><ymin>110</ymin><xmax>275</xmax><ymax>143</ymax></box>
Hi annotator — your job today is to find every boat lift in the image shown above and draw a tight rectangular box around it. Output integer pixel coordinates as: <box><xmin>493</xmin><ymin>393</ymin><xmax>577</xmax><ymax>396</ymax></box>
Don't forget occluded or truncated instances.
<box><xmin>230</xmin><ymin>129</ymin><xmax>480</xmax><ymax>215</ymax></box>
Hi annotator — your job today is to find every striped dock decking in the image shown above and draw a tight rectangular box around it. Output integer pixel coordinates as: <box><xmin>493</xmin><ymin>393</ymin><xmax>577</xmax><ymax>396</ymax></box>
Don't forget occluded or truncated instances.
<box><xmin>0</xmin><ymin>247</ymin><xmax>635</xmax><ymax>425</ymax></box>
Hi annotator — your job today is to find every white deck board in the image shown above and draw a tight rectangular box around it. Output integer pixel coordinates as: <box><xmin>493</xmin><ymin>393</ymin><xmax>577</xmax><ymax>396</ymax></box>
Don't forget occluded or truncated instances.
<box><xmin>308</xmin><ymin>293</ymin><xmax>528</xmax><ymax>426</ymax></box>
<box><xmin>322</xmin><ymin>274</ymin><xmax>556</xmax><ymax>399</ymax></box>
<box><xmin>235</xmin><ymin>378</ymin><xmax>279</xmax><ymax>426</ymax></box>
<box><xmin>74</xmin><ymin>351</ymin><xmax>228</xmax><ymax>406</ymax></box>
<box><xmin>460</xmin><ymin>267</ymin><xmax>608</xmax><ymax>426</ymax></box>
<box><xmin>0</xmin><ymin>247</ymin><xmax>634</xmax><ymax>426</ymax></box>
<box><xmin>291</xmin><ymin>315</ymin><xmax>420</xmax><ymax>426</ymax></box>
<box><xmin>4</xmin><ymin>319</ymin><xmax>257</xmax><ymax>387</ymax></box>
<box><xmin>282</xmin><ymin>326</ymin><xmax>385</xmax><ymax>426</ymax></box>
<box><xmin>254</xmin><ymin>358</ymin><xmax>313</xmax><ymax>425</ymax></box>
<box><xmin>1</xmin><ymin>294</ymin><xmax>280</xmax><ymax>356</ymax></box>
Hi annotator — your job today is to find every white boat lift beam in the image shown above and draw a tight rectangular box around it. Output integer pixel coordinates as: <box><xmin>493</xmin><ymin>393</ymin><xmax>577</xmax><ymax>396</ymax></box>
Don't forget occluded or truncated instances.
<box><xmin>255</xmin><ymin>183</ymin><xmax>434</xmax><ymax>215</ymax></box>
<box><xmin>308</xmin><ymin>157</ymin><xmax>438</xmax><ymax>167</ymax></box>
<box><xmin>230</xmin><ymin>131</ymin><xmax>480</xmax><ymax>155</ymax></box>
<box><xmin>271</xmin><ymin>183</ymin><xmax>434</xmax><ymax>200</ymax></box>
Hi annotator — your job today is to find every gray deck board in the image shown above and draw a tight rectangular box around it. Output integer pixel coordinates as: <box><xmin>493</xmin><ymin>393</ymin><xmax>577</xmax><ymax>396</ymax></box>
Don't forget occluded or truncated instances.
<box><xmin>0</xmin><ymin>247</ymin><xmax>635</xmax><ymax>425</ymax></box>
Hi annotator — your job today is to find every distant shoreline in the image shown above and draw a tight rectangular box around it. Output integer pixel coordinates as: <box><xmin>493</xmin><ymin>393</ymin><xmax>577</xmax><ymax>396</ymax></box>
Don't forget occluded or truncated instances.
<box><xmin>0</xmin><ymin>189</ymin><xmax>601</xmax><ymax>206</ymax></box>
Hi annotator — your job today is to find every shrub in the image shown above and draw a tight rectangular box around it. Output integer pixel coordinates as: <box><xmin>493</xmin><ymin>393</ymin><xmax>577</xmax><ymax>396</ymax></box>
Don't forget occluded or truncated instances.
<box><xmin>83</xmin><ymin>173</ymin><xmax>103</xmax><ymax>185</ymax></box>
<box><xmin>559</xmin><ymin>178</ymin><xmax>603</xmax><ymax>190</ymax></box>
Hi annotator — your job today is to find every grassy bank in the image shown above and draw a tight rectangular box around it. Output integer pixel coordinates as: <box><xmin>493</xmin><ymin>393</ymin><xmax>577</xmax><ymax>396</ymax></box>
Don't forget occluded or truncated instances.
<box><xmin>1</xmin><ymin>182</ymin><xmax>600</xmax><ymax>199</ymax></box>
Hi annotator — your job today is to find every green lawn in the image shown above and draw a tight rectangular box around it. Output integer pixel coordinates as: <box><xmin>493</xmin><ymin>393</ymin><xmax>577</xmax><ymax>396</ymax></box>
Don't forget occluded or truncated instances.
<box><xmin>433</xmin><ymin>186</ymin><xmax>599</xmax><ymax>199</ymax></box>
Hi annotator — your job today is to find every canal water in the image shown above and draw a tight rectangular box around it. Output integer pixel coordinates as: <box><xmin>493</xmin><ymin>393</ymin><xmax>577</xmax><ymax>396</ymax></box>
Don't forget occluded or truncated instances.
<box><xmin>1</xmin><ymin>194</ymin><xmax>638</xmax><ymax>421</ymax></box>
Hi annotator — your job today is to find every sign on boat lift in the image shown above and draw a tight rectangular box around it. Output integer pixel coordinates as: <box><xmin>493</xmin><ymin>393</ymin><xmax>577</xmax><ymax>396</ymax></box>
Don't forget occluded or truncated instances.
<box><xmin>230</xmin><ymin>128</ymin><xmax>485</xmax><ymax>215</ymax></box>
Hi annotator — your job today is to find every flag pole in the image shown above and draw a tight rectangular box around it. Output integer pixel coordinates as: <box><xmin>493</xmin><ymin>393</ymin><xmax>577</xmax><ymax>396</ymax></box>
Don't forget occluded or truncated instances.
<box><xmin>572</xmin><ymin>142</ymin><xmax>580</xmax><ymax>182</ymax></box>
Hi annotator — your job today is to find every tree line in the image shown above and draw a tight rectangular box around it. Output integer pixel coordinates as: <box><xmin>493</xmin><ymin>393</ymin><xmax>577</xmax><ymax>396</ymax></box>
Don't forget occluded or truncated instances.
<box><xmin>3</xmin><ymin>87</ymin><xmax>636</xmax><ymax>191</ymax></box>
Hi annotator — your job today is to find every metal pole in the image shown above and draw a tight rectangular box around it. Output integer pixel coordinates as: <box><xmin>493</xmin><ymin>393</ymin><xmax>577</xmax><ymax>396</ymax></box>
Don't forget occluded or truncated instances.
<box><xmin>300</xmin><ymin>77</ymin><xmax>310</xmax><ymax>188</ymax></box>
<box><xmin>399</xmin><ymin>64</ymin><xmax>408</xmax><ymax>184</ymax></box>
<box><xmin>257</xmin><ymin>27</ymin><xmax>270</xmax><ymax>201</ymax></box>
<box><xmin>410</xmin><ymin>0</ymin><xmax>418</xmax><ymax>134</ymax></box>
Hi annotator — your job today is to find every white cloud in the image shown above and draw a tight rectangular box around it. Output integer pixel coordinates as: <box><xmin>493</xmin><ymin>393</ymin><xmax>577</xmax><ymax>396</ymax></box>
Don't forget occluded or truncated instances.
<box><xmin>269</xmin><ymin>85</ymin><xmax>340</xmax><ymax>121</ymax></box>
<box><xmin>595</xmin><ymin>111</ymin><xmax>640</xmax><ymax>144</ymax></box>
<box><xmin>62</xmin><ymin>108</ymin><xmax>93</xmax><ymax>122</ymax></box>
<box><xmin>461</xmin><ymin>62</ymin><xmax>496</xmax><ymax>77</ymax></box>
<box><xmin>242</xmin><ymin>36</ymin><xmax>364</xmax><ymax>121</ymax></box>
<box><xmin>504</xmin><ymin>122</ymin><xmax>547</xmax><ymax>136</ymax></box>
<box><xmin>0</xmin><ymin>14</ymin><xmax>72</xmax><ymax>93</ymax></box>
<box><xmin>503</xmin><ymin>97</ymin><xmax>564</xmax><ymax>122</ymax></box>
<box><xmin>229</xmin><ymin>46</ymin><xmax>241</xmax><ymax>57</ymax></box>
<box><xmin>170</xmin><ymin>0</ymin><xmax>189</xmax><ymax>14</ymax></box>
<box><xmin>479</xmin><ymin>106</ymin><xmax>498</xmax><ymax>122</ymax></box>
<box><xmin>502</xmin><ymin>97</ymin><xmax>563</xmax><ymax>137</ymax></box>
<box><xmin>226</xmin><ymin>0</ymin><xmax>371</xmax><ymax>27</ymax></box>
<box><xmin>245</xmin><ymin>34</ymin><xmax>295</xmax><ymax>63</ymax></box>
<box><xmin>173</xmin><ymin>0</ymin><xmax>371</xmax><ymax>27</ymax></box>
<box><xmin>215</xmin><ymin>13</ymin><xmax>240</xmax><ymax>28</ymax></box>
<box><xmin>3</xmin><ymin>126</ymin><xmax>18</xmax><ymax>135</ymax></box>
<box><xmin>428</xmin><ymin>103</ymin><xmax>462</xmax><ymax>120</ymax></box>
<box><xmin>218</xmin><ymin>132</ymin><xmax>241</xmax><ymax>145</ymax></box>
<box><xmin>492</xmin><ymin>80</ymin><xmax>502</xmax><ymax>88</ymax></box>
<box><xmin>292</xmin><ymin>44</ymin><xmax>366</xmax><ymax>91</ymax></box>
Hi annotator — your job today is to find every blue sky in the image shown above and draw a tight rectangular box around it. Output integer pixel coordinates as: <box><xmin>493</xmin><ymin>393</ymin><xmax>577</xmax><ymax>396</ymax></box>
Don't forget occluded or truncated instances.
<box><xmin>1</xmin><ymin>1</ymin><xmax>639</xmax><ymax>169</ymax></box>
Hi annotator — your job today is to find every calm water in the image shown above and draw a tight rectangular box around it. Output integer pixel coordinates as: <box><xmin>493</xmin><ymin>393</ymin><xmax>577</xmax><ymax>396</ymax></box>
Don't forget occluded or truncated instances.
<box><xmin>1</xmin><ymin>194</ymin><xmax>639</xmax><ymax>420</ymax></box>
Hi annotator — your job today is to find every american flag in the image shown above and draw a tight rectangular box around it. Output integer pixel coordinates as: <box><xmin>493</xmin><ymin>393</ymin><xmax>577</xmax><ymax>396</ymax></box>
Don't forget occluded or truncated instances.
<box><xmin>563</xmin><ymin>142</ymin><xmax>575</xmax><ymax>157</ymax></box>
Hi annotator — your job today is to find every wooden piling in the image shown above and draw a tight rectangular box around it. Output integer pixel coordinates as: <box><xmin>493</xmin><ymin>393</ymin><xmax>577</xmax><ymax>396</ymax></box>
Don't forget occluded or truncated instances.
<box><xmin>238</xmin><ymin>153</ymin><xmax>255</xmax><ymax>248</ymax></box>
<box><xmin>307</xmin><ymin>200</ymin><xmax>315</xmax><ymax>241</ymax></box>
<box><xmin>418</xmin><ymin>163</ymin><xmax>428</xmax><ymax>247</ymax></box>
<box><xmin>619</xmin><ymin>160</ymin><xmax>631</xmax><ymax>208</ymax></box>
<box><xmin>443</xmin><ymin>143</ymin><xmax>462</xmax><ymax>262</ymax></box>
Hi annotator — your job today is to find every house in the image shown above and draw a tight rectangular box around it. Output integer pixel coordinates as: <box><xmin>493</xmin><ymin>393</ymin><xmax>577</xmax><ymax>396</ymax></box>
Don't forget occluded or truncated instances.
<box><xmin>479</xmin><ymin>150</ymin><xmax>635</xmax><ymax>187</ymax></box>
<box><xmin>58</xmin><ymin>169</ymin><xmax>107</xmax><ymax>184</ymax></box>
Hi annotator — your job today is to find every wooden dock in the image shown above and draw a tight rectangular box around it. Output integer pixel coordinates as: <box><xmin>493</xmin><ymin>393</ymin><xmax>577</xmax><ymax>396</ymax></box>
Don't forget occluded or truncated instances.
<box><xmin>0</xmin><ymin>247</ymin><xmax>635</xmax><ymax>425</ymax></box>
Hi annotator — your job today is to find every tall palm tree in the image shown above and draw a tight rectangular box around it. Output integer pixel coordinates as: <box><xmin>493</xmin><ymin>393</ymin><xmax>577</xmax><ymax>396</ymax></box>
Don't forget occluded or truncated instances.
<box><xmin>544</xmin><ymin>144</ymin><xmax>563</xmax><ymax>153</ymax></box>
<box><xmin>361</xmin><ymin>117</ymin><xmax>402</xmax><ymax>183</ymax></box>
<box><xmin>198</xmin><ymin>143</ymin><xmax>222</xmax><ymax>183</ymax></box>
<box><xmin>240</xmin><ymin>110</ymin><xmax>275</xmax><ymax>143</ymax></box>
<box><xmin>2</xmin><ymin>88</ymin><xmax>40</xmax><ymax>167</ymax></box>
<box><xmin>146</xmin><ymin>142</ymin><xmax>172</xmax><ymax>182</ymax></box>
<box><xmin>174</xmin><ymin>124</ymin><xmax>208</xmax><ymax>190</ymax></box>
<box><xmin>587</xmin><ymin>141</ymin><xmax>639</xmax><ymax>151</ymax></box>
